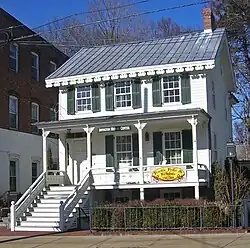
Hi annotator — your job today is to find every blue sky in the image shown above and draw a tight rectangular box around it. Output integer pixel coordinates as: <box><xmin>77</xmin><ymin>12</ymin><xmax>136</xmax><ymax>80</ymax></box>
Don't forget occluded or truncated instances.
<box><xmin>1</xmin><ymin>0</ymin><xmax>205</xmax><ymax>30</ymax></box>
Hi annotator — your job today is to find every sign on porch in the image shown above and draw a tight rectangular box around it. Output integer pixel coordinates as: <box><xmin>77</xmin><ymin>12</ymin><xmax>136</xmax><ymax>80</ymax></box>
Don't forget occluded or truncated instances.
<box><xmin>152</xmin><ymin>167</ymin><xmax>185</xmax><ymax>182</ymax></box>
<box><xmin>98</xmin><ymin>126</ymin><xmax>131</xmax><ymax>133</ymax></box>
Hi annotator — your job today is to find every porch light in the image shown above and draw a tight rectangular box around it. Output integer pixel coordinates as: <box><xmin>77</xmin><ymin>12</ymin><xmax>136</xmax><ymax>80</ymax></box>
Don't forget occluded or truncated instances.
<box><xmin>226</xmin><ymin>139</ymin><xmax>236</xmax><ymax>158</ymax></box>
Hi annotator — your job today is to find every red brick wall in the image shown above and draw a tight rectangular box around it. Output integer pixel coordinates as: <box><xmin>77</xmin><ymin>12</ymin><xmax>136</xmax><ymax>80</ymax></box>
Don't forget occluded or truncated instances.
<box><xmin>0</xmin><ymin>9</ymin><xmax>68</xmax><ymax>133</ymax></box>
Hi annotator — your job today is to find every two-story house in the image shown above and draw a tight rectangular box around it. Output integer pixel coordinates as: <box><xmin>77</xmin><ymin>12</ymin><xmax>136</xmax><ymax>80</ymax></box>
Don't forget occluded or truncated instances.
<box><xmin>10</xmin><ymin>8</ymin><xmax>236</xmax><ymax>232</ymax></box>
<box><xmin>0</xmin><ymin>9</ymin><xmax>68</xmax><ymax>197</ymax></box>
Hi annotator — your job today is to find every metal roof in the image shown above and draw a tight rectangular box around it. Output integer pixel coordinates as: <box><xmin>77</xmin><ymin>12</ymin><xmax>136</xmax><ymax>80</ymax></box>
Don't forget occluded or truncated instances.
<box><xmin>47</xmin><ymin>28</ymin><xmax>225</xmax><ymax>80</ymax></box>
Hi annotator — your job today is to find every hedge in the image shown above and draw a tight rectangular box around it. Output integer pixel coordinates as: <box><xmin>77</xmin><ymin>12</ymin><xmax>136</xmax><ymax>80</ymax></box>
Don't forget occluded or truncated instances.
<box><xmin>90</xmin><ymin>199</ymin><xmax>243</xmax><ymax>230</ymax></box>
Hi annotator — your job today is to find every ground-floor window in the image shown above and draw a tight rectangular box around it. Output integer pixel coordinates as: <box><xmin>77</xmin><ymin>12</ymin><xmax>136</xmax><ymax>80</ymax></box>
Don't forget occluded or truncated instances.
<box><xmin>116</xmin><ymin>135</ymin><xmax>132</xmax><ymax>165</ymax></box>
<box><xmin>164</xmin><ymin>131</ymin><xmax>182</xmax><ymax>164</ymax></box>
<box><xmin>163</xmin><ymin>192</ymin><xmax>181</xmax><ymax>200</ymax></box>
<box><xmin>32</xmin><ymin>162</ymin><xmax>38</xmax><ymax>183</ymax></box>
<box><xmin>9</xmin><ymin>160</ymin><xmax>17</xmax><ymax>192</ymax></box>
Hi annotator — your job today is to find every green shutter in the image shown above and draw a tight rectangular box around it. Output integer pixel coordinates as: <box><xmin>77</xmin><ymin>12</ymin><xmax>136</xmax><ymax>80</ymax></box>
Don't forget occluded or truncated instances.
<box><xmin>132</xmin><ymin>79</ymin><xmax>141</xmax><ymax>109</ymax></box>
<box><xmin>181</xmin><ymin>73</ymin><xmax>191</xmax><ymax>104</ymax></box>
<box><xmin>153</xmin><ymin>132</ymin><xmax>163</xmax><ymax>165</ymax></box>
<box><xmin>132</xmin><ymin>133</ymin><xmax>139</xmax><ymax>166</ymax></box>
<box><xmin>92</xmin><ymin>83</ymin><xmax>101</xmax><ymax>113</ymax></box>
<box><xmin>182</xmin><ymin>129</ymin><xmax>193</xmax><ymax>163</ymax></box>
<box><xmin>67</xmin><ymin>86</ymin><xmax>75</xmax><ymax>115</ymax></box>
<box><xmin>105</xmin><ymin>82</ymin><xmax>114</xmax><ymax>111</ymax></box>
<box><xmin>152</xmin><ymin>76</ymin><xmax>162</xmax><ymax>107</ymax></box>
<box><xmin>105</xmin><ymin>135</ymin><xmax>114</xmax><ymax>171</ymax></box>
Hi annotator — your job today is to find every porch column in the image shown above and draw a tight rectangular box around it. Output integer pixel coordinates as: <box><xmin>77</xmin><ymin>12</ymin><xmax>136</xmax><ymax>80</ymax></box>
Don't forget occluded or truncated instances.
<box><xmin>83</xmin><ymin>125</ymin><xmax>95</xmax><ymax>170</ymax></box>
<box><xmin>134</xmin><ymin>121</ymin><xmax>147</xmax><ymax>186</ymax></box>
<box><xmin>187</xmin><ymin>116</ymin><xmax>199</xmax><ymax>199</ymax></box>
<box><xmin>42</xmin><ymin>129</ymin><xmax>50</xmax><ymax>172</ymax></box>
<box><xmin>58</xmin><ymin>131</ymin><xmax>67</xmax><ymax>172</ymax></box>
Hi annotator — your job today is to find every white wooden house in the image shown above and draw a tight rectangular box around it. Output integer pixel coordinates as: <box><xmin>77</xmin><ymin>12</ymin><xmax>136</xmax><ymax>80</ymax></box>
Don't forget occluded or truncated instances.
<box><xmin>10</xmin><ymin>8</ymin><xmax>236</xmax><ymax>232</ymax></box>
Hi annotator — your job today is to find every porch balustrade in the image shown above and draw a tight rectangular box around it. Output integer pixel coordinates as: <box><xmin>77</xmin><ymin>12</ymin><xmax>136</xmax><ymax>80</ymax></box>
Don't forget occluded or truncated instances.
<box><xmin>91</xmin><ymin>161</ymin><xmax>208</xmax><ymax>186</ymax></box>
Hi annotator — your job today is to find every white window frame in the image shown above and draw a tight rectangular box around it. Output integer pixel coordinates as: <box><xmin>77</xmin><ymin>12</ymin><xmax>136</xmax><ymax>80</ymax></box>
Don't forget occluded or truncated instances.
<box><xmin>163</xmin><ymin>131</ymin><xmax>183</xmax><ymax>165</ymax></box>
<box><xmin>114</xmin><ymin>81</ymin><xmax>132</xmax><ymax>109</ymax></box>
<box><xmin>162</xmin><ymin>75</ymin><xmax>181</xmax><ymax>104</ymax></box>
<box><xmin>76</xmin><ymin>85</ymin><xmax>92</xmax><ymax>112</ymax></box>
<box><xmin>50</xmin><ymin>107</ymin><xmax>57</xmax><ymax>121</ymax></box>
<box><xmin>115</xmin><ymin>135</ymin><xmax>133</xmax><ymax>167</ymax></box>
<box><xmin>9</xmin><ymin>96</ymin><xmax>18</xmax><ymax>129</ymax></box>
<box><xmin>31</xmin><ymin>103</ymin><xmax>39</xmax><ymax>123</ymax></box>
<box><xmin>49</xmin><ymin>61</ymin><xmax>57</xmax><ymax>74</ymax></box>
<box><xmin>9</xmin><ymin>43</ymin><xmax>18</xmax><ymax>72</ymax></box>
<box><xmin>31</xmin><ymin>52</ymin><xmax>39</xmax><ymax>81</ymax></box>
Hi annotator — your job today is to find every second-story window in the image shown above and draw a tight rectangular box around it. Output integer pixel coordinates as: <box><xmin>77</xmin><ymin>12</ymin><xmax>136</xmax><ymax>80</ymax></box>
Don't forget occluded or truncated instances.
<box><xmin>162</xmin><ymin>76</ymin><xmax>180</xmax><ymax>103</ymax></box>
<box><xmin>9</xmin><ymin>96</ymin><xmax>18</xmax><ymax>129</ymax></box>
<box><xmin>9</xmin><ymin>43</ymin><xmax>18</xmax><ymax>72</ymax></box>
<box><xmin>31</xmin><ymin>52</ymin><xmax>39</xmax><ymax>81</ymax></box>
<box><xmin>50</xmin><ymin>107</ymin><xmax>57</xmax><ymax>121</ymax></box>
<box><xmin>49</xmin><ymin>61</ymin><xmax>57</xmax><ymax>74</ymax></box>
<box><xmin>31</xmin><ymin>103</ymin><xmax>39</xmax><ymax>133</ymax></box>
<box><xmin>76</xmin><ymin>86</ymin><xmax>92</xmax><ymax>111</ymax></box>
<box><xmin>115</xmin><ymin>81</ymin><xmax>132</xmax><ymax>108</ymax></box>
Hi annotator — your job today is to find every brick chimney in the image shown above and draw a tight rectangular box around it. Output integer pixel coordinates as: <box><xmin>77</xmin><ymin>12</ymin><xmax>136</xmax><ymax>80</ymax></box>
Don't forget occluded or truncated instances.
<box><xmin>202</xmin><ymin>8</ymin><xmax>216</xmax><ymax>33</ymax></box>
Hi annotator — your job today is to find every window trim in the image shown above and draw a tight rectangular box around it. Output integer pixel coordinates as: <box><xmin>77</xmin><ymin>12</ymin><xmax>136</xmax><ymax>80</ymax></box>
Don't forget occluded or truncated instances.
<box><xmin>162</xmin><ymin>130</ymin><xmax>183</xmax><ymax>165</ymax></box>
<box><xmin>75</xmin><ymin>85</ymin><xmax>92</xmax><ymax>113</ymax></box>
<box><xmin>9</xmin><ymin>43</ymin><xmax>19</xmax><ymax>72</ymax></box>
<box><xmin>50</xmin><ymin>106</ymin><xmax>57</xmax><ymax>121</ymax></box>
<box><xmin>9</xmin><ymin>95</ymin><xmax>18</xmax><ymax>130</ymax></box>
<box><xmin>115</xmin><ymin>134</ymin><xmax>133</xmax><ymax>167</ymax></box>
<box><xmin>114</xmin><ymin>81</ymin><xmax>132</xmax><ymax>109</ymax></box>
<box><xmin>31</xmin><ymin>161</ymin><xmax>39</xmax><ymax>184</ymax></box>
<box><xmin>161</xmin><ymin>75</ymin><xmax>182</xmax><ymax>105</ymax></box>
<box><xmin>31</xmin><ymin>52</ymin><xmax>39</xmax><ymax>81</ymax></box>
<box><xmin>31</xmin><ymin>102</ymin><xmax>39</xmax><ymax>122</ymax></box>
<box><xmin>49</xmin><ymin>61</ymin><xmax>57</xmax><ymax>74</ymax></box>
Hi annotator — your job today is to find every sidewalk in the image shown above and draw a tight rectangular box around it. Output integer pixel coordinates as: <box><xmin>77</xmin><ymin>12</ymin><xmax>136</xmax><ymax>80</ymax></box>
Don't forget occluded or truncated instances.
<box><xmin>0</xmin><ymin>233</ymin><xmax>249</xmax><ymax>247</ymax></box>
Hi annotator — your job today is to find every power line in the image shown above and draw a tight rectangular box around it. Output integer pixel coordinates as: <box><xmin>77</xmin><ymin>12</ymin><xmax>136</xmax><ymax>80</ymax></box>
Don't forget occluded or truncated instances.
<box><xmin>0</xmin><ymin>0</ymin><xmax>150</xmax><ymax>32</ymax></box>
<box><xmin>12</xmin><ymin>1</ymin><xmax>209</xmax><ymax>42</ymax></box>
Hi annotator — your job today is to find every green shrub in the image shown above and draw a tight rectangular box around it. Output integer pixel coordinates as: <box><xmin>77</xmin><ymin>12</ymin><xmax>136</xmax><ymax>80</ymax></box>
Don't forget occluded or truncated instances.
<box><xmin>91</xmin><ymin>199</ymin><xmax>242</xmax><ymax>230</ymax></box>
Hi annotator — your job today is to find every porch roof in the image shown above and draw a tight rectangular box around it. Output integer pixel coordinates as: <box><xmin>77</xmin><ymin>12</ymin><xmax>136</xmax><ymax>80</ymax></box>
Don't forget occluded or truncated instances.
<box><xmin>36</xmin><ymin>108</ymin><xmax>210</xmax><ymax>131</ymax></box>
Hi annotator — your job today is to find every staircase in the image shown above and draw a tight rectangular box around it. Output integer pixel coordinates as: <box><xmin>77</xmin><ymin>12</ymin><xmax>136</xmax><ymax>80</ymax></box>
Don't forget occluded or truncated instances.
<box><xmin>10</xmin><ymin>170</ymin><xmax>90</xmax><ymax>232</ymax></box>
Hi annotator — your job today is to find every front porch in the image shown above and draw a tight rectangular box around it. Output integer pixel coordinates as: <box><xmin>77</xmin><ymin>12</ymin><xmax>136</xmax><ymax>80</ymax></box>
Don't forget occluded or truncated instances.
<box><xmin>38</xmin><ymin>108</ymin><xmax>211</xmax><ymax>200</ymax></box>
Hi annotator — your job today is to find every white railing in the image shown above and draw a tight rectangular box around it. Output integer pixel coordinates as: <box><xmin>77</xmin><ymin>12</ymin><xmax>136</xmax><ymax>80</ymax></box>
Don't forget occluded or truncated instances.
<box><xmin>10</xmin><ymin>171</ymin><xmax>46</xmax><ymax>231</ymax></box>
<box><xmin>10</xmin><ymin>170</ymin><xmax>66</xmax><ymax>231</ymax></box>
<box><xmin>91</xmin><ymin>163</ymin><xmax>209</xmax><ymax>185</ymax></box>
<box><xmin>59</xmin><ymin>169</ymin><xmax>90</xmax><ymax>232</ymax></box>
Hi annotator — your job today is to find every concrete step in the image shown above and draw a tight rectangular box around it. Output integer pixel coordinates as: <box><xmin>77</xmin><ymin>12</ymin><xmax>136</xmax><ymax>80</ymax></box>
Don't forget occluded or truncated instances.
<box><xmin>43</xmin><ymin>193</ymin><xmax>70</xmax><ymax>198</ymax></box>
<box><xmin>30</xmin><ymin>212</ymin><xmax>60</xmax><ymax>217</ymax></box>
<box><xmin>21</xmin><ymin>221</ymin><xmax>60</xmax><ymax>227</ymax></box>
<box><xmin>49</xmin><ymin>186</ymin><xmax>75</xmax><ymax>191</ymax></box>
<box><xmin>14</xmin><ymin>225</ymin><xmax>61</xmax><ymax>232</ymax></box>
<box><xmin>32</xmin><ymin>207</ymin><xmax>60</xmax><ymax>213</ymax></box>
<box><xmin>26</xmin><ymin>216</ymin><xmax>60</xmax><ymax>222</ymax></box>
<box><xmin>39</xmin><ymin>198</ymin><xmax>67</xmax><ymax>204</ymax></box>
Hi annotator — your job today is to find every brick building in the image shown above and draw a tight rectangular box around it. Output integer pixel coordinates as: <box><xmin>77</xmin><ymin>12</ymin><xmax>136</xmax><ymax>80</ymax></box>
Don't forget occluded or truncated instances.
<box><xmin>0</xmin><ymin>8</ymin><xmax>68</xmax><ymax>195</ymax></box>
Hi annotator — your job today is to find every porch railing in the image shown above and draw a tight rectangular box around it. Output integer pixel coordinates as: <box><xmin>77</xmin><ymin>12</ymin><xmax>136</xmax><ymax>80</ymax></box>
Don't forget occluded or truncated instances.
<box><xmin>59</xmin><ymin>169</ymin><xmax>90</xmax><ymax>232</ymax></box>
<box><xmin>91</xmin><ymin>163</ymin><xmax>208</xmax><ymax>185</ymax></box>
<box><xmin>10</xmin><ymin>170</ymin><xmax>66</xmax><ymax>231</ymax></box>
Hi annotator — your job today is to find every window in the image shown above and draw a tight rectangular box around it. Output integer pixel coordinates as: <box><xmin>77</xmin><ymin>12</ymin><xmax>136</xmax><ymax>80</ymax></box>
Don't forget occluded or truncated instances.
<box><xmin>212</xmin><ymin>81</ymin><xmax>216</xmax><ymax>110</ymax></box>
<box><xmin>164</xmin><ymin>192</ymin><xmax>181</xmax><ymax>201</ymax></box>
<box><xmin>116</xmin><ymin>135</ymin><xmax>132</xmax><ymax>165</ymax></box>
<box><xmin>49</xmin><ymin>61</ymin><xmax>57</xmax><ymax>74</ymax></box>
<box><xmin>162</xmin><ymin>76</ymin><xmax>181</xmax><ymax>103</ymax></box>
<box><xmin>9</xmin><ymin>160</ymin><xmax>17</xmax><ymax>192</ymax></box>
<box><xmin>32</xmin><ymin>162</ymin><xmax>38</xmax><ymax>183</ymax></box>
<box><xmin>76</xmin><ymin>86</ymin><xmax>91</xmax><ymax>111</ymax></box>
<box><xmin>164</xmin><ymin>132</ymin><xmax>182</xmax><ymax>164</ymax></box>
<box><xmin>115</xmin><ymin>81</ymin><xmax>132</xmax><ymax>108</ymax></box>
<box><xmin>31</xmin><ymin>103</ymin><xmax>39</xmax><ymax>133</ymax></box>
<box><xmin>50</xmin><ymin>107</ymin><xmax>57</xmax><ymax>121</ymax></box>
<box><xmin>213</xmin><ymin>133</ymin><xmax>218</xmax><ymax>161</ymax></box>
<box><xmin>31</xmin><ymin>52</ymin><xmax>39</xmax><ymax>81</ymax></box>
<box><xmin>9</xmin><ymin>96</ymin><xmax>18</xmax><ymax>129</ymax></box>
<box><xmin>9</xmin><ymin>43</ymin><xmax>18</xmax><ymax>72</ymax></box>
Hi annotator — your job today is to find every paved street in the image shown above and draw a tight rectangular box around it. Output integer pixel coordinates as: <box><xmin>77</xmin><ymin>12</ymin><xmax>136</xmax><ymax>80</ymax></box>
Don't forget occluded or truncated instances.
<box><xmin>0</xmin><ymin>233</ymin><xmax>249</xmax><ymax>248</ymax></box>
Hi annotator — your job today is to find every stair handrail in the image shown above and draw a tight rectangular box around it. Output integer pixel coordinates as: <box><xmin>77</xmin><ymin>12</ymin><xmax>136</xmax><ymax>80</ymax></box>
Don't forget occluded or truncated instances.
<box><xmin>60</xmin><ymin>168</ymin><xmax>90</xmax><ymax>231</ymax></box>
<box><xmin>10</xmin><ymin>171</ymin><xmax>47</xmax><ymax>231</ymax></box>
